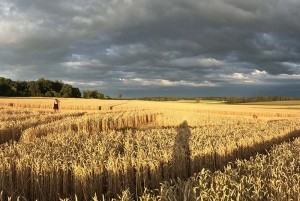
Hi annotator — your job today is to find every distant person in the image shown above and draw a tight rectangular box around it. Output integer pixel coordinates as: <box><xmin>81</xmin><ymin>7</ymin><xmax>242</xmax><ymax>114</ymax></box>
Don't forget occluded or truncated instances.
<box><xmin>53</xmin><ymin>99</ymin><xmax>60</xmax><ymax>112</ymax></box>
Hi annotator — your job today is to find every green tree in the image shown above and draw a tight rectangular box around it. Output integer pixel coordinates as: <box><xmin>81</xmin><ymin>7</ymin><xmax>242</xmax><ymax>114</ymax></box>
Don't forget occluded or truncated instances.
<box><xmin>72</xmin><ymin>88</ymin><xmax>82</xmax><ymax>98</ymax></box>
<box><xmin>45</xmin><ymin>91</ymin><xmax>55</xmax><ymax>97</ymax></box>
<box><xmin>83</xmin><ymin>90</ymin><xmax>104</xmax><ymax>99</ymax></box>
<box><xmin>60</xmin><ymin>84</ymin><xmax>73</xmax><ymax>98</ymax></box>
<box><xmin>36</xmin><ymin>78</ymin><xmax>53</xmax><ymax>95</ymax></box>
<box><xmin>15</xmin><ymin>81</ymin><xmax>30</xmax><ymax>96</ymax></box>
<box><xmin>28</xmin><ymin>81</ymin><xmax>42</xmax><ymax>96</ymax></box>
<box><xmin>0</xmin><ymin>77</ymin><xmax>15</xmax><ymax>96</ymax></box>
<box><xmin>52</xmin><ymin>81</ymin><xmax>63</xmax><ymax>94</ymax></box>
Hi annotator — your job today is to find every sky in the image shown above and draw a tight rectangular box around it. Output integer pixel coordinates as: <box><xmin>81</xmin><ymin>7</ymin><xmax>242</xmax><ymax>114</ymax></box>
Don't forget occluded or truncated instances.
<box><xmin>0</xmin><ymin>0</ymin><xmax>300</xmax><ymax>98</ymax></box>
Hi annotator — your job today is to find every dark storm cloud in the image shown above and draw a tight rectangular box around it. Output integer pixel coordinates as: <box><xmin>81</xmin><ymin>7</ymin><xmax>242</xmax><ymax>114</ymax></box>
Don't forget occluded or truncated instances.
<box><xmin>0</xmin><ymin>0</ymin><xmax>300</xmax><ymax>97</ymax></box>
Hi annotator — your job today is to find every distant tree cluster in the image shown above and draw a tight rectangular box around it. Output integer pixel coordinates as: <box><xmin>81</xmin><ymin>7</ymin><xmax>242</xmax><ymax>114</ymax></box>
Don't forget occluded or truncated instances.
<box><xmin>137</xmin><ymin>97</ymin><xmax>181</xmax><ymax>101</ymax></box>
<box><xmin>82</xmin><ymin>90</ymin><xmax>104</xmax><ymax>99</ymax></box>
<box><xmin>225</xmin><ymin>96</ymin><xmax>299</xmax><ymax>104</ymax></box>
<box><xmin>0</xmin><ymin>77</ymin><xmax>81</xmax><ymax>98</ymax></box>
<box><xmin>136</xmin><ymin>96</ymin><xmax>227</xmax><ymax>101</ymax></box>
<box><xmin>0</xmin><ymin>77</ymin><xmax>113</xmax><ymax>99</ymax></box>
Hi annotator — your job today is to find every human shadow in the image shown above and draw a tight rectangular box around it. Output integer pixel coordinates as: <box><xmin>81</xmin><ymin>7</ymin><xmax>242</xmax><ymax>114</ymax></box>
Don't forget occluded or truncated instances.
<box><xmin>170</xmin><ymin>120</ymin><xmax>191</xmax><ymax>179</ymax></box>
<box><xmin>81</xmin><ymin>121</ymin><xmax>193</xmax><ymax>200</ymax></box>
<box><xmin>0</xmin><ymin>121</ymin><xmax>193</xmax><ymax>200</ymax></box>
<box><xmin>4</xmin><ymin>119</ymin><xmax>300</xmax><ymax>201</ymax></box>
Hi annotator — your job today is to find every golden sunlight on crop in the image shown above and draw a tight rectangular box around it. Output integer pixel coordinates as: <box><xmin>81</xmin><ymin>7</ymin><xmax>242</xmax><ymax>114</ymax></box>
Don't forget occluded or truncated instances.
<box><xmin>0</xmin><ymin>97</ymin><xmax>300</xmax><ymax>200</ymax></box>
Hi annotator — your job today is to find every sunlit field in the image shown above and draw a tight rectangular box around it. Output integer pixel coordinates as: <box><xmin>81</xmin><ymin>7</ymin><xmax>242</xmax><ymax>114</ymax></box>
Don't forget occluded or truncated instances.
<box><xmin>242</xmin><ymin>100</ymin><xmax>300</xmax><ymax>110</ymax></box>
<box><xmin>0</xmin><ymin>97</ymin><xmax>300</xmax><ymax>200</ymax></box>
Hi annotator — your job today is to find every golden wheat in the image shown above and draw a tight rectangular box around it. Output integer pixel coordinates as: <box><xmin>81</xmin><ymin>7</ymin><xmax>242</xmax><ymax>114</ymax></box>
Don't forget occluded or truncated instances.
<box><xmin>0</xmin><ymin>99</ymin><xmax>300</xmax><ymax>200</ymax></box>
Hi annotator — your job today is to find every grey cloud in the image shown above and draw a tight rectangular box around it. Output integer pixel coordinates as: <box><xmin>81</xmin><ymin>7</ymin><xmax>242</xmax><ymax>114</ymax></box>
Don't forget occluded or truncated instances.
<box><xmin>1</xmin><ymin>0</ymin><xmax>300</xmax><ymax>97</ymax></box>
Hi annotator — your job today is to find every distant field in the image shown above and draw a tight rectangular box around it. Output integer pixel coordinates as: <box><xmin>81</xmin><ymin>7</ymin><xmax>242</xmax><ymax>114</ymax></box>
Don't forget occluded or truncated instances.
<box><xmin>242</xmin><ymin>100</ymin><xmax>300</xmax><ymax>106</ymax></box>
<box><xmin>241</xmin><ymin>100</ymin><xmax>300</xmax><ymax>111</ymax></box>
<box><xmin>0</xmin><ymin>97</ymin><xmax>299</xmax><ymax>117</ymax></box>
<box><xmin>0</xmin><ymin>97</ymin><xmax>130</xmax><ymax>110</ymax></box>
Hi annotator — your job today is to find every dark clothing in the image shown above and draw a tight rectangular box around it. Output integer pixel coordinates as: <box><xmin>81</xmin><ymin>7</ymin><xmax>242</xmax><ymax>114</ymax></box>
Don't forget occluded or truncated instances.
<box><xmin>53</xmin><ymin>103</ymin><xmax>59</xmax><ymax>110</ymax></box>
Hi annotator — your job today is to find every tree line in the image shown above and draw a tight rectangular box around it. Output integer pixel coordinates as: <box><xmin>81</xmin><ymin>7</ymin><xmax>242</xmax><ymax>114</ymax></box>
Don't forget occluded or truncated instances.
<box><xmin>136</xmin><ymin>96</ymin><xmax>227</xmax><ymax>102</ymax></box>
<box><xmin>136</xmin><ymin>96</ymin><xmax>299</xmax><ymax>103</ymax></box>
<box><xmin>225</xmin><ymin>96</ymin><xmax>299</xmax><ymax>104</ymax></box>
<box><xmin>1</xmin><ymin>77</ymin><xmax>298</xmax><ymax>102</ymax></box>
<box><xmin>0</xmin><ymin>77</ymin><xmax>109</xmax><ymax>99</ymax></box>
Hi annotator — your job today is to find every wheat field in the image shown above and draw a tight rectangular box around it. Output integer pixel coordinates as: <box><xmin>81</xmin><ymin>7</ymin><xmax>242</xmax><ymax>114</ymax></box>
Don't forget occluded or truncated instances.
<box><xmin>0</xmin><ymin>97</ymin><xmax>300</xmax><ymax>200</ymax></box>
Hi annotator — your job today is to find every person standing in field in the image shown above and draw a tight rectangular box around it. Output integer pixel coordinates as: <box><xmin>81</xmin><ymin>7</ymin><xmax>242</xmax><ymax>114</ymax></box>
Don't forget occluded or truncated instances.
<box><xmin>53</xmin><ymin>99</ymin><xmax>60</xmax><ymax>112</ymax></box>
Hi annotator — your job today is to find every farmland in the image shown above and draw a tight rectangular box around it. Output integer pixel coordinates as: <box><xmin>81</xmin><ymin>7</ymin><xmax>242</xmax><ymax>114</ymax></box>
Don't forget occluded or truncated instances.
<box><xmin>0</xmin><ymin>98</ymin><xmax>300</xmax><ymax>200</ymax></box>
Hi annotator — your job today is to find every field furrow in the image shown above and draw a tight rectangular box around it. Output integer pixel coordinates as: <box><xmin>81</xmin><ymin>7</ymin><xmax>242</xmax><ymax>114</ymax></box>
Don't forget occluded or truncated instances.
<box><xmin>0</xmin><ymin>99</ymin><xmax>300</xmax><ymax>200</ymax></box>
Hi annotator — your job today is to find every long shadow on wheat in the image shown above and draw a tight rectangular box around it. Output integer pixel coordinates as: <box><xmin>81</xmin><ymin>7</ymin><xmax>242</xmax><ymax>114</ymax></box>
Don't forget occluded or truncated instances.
<box><xmin>3</xmin><ymin>120</ymin><xmax>300</xmax><ymax>200</ymax></box>
<box><xmin>170</xmin><ymin>120</ymin><xmax>191</xmax><ymax>179</ymax></box>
